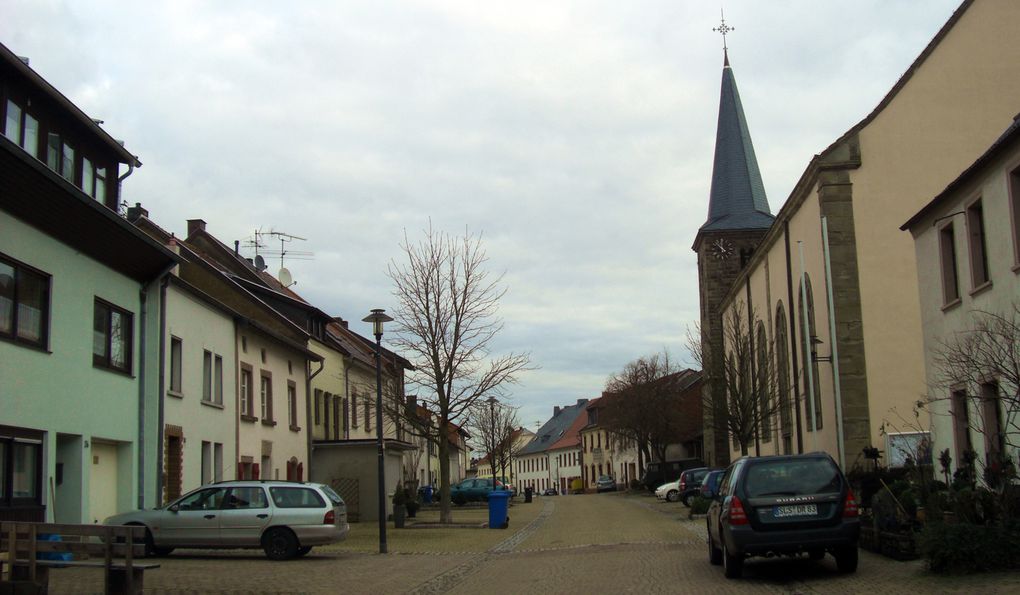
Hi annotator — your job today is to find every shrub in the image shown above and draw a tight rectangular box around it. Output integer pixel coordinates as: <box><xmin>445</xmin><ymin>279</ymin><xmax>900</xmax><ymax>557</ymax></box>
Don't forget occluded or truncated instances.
<box><xmin>920</xmin><ymin>521</ymin><xmax>1020</xmax><ymax>574</ymax></box>
<box><xmin>688</xmin><ymin>496</ymin><xmax>711</xmax><ymax>518</ymax></box>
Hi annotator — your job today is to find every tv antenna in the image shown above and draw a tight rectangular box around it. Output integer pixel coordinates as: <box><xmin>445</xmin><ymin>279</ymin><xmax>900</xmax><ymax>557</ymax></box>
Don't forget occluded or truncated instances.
<box><xmin>239</xmin><ymin>228</ymin><xmax>313</xmax><ymax>287</ymax></box>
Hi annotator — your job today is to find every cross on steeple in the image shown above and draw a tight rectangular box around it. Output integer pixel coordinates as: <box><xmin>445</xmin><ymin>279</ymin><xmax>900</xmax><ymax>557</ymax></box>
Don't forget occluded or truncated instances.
<box><xmin>713</xmin><ymin>9</ymin><xmax>733</xmax><ymax>63</ymax></box>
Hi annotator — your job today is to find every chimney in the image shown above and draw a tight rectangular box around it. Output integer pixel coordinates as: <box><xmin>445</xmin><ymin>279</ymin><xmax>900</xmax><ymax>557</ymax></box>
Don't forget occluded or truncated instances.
<box><xmin>553</xmin><ymin>406</ymin><xmax>561</xmax><ymax>417</ymax></box>
<box><xmin>577</xmin><ymin>398</ymin><xmax>588</xmax><ymax>406</ymax></box>
<box><xmin>187</xmin><ymin>219</ymin><xmax>206</xmax><ymax>236</ymax></box>
<box><xmin>126</xmin><ymin>202</ymin><xmax>148</xmax><ymax>222</ymax></box>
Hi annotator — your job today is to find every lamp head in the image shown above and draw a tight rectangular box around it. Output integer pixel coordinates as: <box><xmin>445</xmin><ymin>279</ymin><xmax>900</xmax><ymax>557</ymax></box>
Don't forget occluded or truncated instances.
<box><xmin>362</xmin><ymin>308</ymin><xmax>393</xmax><ymax>338</ymax></box>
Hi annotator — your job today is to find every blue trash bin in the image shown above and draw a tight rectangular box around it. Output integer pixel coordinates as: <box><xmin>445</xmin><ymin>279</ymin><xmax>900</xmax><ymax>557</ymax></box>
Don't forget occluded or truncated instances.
<box><xmin>423</xmin><ymin>485</ymin><xmax>433</xmax><ymax>504</ymax></box>
<box><xmin>488</xmin><ymin>490</ymin><xmax>510</xmax><ymax>529</ymax></box>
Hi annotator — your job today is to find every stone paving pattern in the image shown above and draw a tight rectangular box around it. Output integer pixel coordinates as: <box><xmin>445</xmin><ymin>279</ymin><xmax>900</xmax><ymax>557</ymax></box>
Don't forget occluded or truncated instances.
<box><xmin>44</xmin><ymin>492</ymin><xmax>1020</xmax><ymax>594</ymax></box>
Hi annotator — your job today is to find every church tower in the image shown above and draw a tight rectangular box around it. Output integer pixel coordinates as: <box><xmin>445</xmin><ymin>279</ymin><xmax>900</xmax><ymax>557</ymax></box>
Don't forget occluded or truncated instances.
<box><xmin>693</xmin><ymin>33</ymin><xmax>775</xmax><ymax>467</ymax></box>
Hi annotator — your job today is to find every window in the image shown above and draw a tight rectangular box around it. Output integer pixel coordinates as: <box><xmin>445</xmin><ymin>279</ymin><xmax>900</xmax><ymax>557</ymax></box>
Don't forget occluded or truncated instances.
<box><xmin>240</xmin><ymin>366</ymin><xmax>254</xmax><ymax>418</ymax></box>
<box><xmin>241</xmin><ymin>336</ymin><xmax>247</xmax><ymax>353</ymax></box>
<box><xmin>966</xmin><ymin>199</ymin><xmax>990</xmax><ymax>288</ymax></box>
<box><xmin>364</xmin><ymin>398</ymin><xmax>371</xmax><ymax>431</ymax></box>
<box><xmin>80</xmin><ymin>160</ymin><xmax>109</xmax><ymax>203</ymax></box>
<box><xmin>288</xmin><ymin>381</ymin><xmax>298</xmax><ymax>430</ymax></box>
<box><xmin>226</xmin><ymin>487</ymin><xmax>268</xmax><ymax>509</ymax></box>
<box><xmin>213</xmin><ymin>443</ymin><xmax>223</xmax><ymax>482</ymax></box>
<box><xmin>4</xmin><ymin>100</ymin><xmax>22</xmax><ymax>145</ymax></box>
<box><xmin>351</xmin><ymin>391</ymin><xmax>358</xmax><ymax>428</ymax></box>
<box><xmin>3</xmin><ymin>100</ymin><xmax>37</xmax><ymax>157</ymax></box>
<box><xmin>981</xmin><ymin>381</ymin><xmax>1003</xmax><ymax>467</ymax></box>
<box><xmin>0</xmin><ymin>254</ymin><xmax>50</xmax><ymax>349</ymax></box>
<box><xmin>951</xmin><ymin>389</ymin><xmax>972</xmax><ymax>464</ymax></box>
<box><xmin>260</xmin><ymin>372</ymin><xmax>273</xmax><ymax>423</ymax></box>
<box><xmin>269</xmin><ymin>487</ymin><xmax>325</xmax><ymax>508</ymax></box>
<box><xmin>1010</xmin><ymin>165</ymin><xmax>1020</xmax><ymax>266</ymax></box>
<box><xmin>176</xmin><ymin>487</ymin><xmax>225</xmax><ymax>511</ymax></box>
<box><xmin>201</xmin><ymin>441</ymin><xmax>212</xmax><ymax>485</ymax></box>
<box><xmin>939</xmin><ymin>223</ymin><xmax>960</xmax><ymax>304</ymax></box>
<box><xmin>93</xmin><ymin>299</ymin><xmax>132</xmax><ymax>373</ymax></box>
<box><xmin>203</xmin><ymin>351</ymin><xmax>212</xmax><ymax>401</ymax></box>
<box><xmin>0</xmin><ymin>439</ymin><xmax>42</xmax><ymax>507</ymax></box>
<box><xmin>314</xmin><ymin>389</ymin><xmax>322</xmax><ymax>425</ymax></box>
<box><xmin>214</xmin><ymin>355</ymin><xmax>223</xmax><ymax>404</ymax></box>
<box><xmin>169</xmin><ymin>337</ymin><xmax>183</xmax><ymax>394</ymax></box>
<box><xmin>45</xmin><ymin>133</ymin><xmax>75</xmax><ymax>183</ymax></box>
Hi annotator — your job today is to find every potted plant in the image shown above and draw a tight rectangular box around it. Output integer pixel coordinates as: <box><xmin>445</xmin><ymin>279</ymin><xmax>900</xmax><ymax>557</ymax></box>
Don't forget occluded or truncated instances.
<box><xmin>392</xmin><ymin>480</ymin><xmax>407</xmax><ymax>528</ymax></box>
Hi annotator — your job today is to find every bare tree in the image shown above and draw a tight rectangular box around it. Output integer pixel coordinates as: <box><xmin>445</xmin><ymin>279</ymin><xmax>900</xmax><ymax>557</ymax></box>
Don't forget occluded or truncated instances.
<box><xmin>688</xmin><ymin>305</ymin><xmax>785</xmax><ymax>456</ymax></box>
<box><xmin>467</xmin><ymin>400</ymin><xmax>520</xmax><ymax>486</ymax></box>
<box><xmin>928</xmin><ymin>302</ymin><xmax>1020</xmax><ymax>484</ymax></box>
<box><xmin>602</xmin><ymin>351</ymin><xmax>702</xmax><ymax>467</ymax></box>
<box><xmin>387</xmin><ymin>224</ymin><xmax>532</xmax><ymax>523</ymax></box>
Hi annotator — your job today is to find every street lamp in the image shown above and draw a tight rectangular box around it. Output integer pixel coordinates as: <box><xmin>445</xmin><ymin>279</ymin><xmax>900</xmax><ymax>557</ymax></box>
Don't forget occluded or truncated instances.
<box><xmin>362</xmin><ymin>308</ymin><xmax>393</xmax><ymax>554</ymax></box>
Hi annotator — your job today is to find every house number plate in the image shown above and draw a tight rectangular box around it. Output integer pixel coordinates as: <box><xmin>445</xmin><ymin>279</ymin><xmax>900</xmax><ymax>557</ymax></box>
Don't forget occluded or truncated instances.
<box><xmin>774</xmin><ymin>504</ymin><xmax>817</xmax><ymax>517</ymax></box>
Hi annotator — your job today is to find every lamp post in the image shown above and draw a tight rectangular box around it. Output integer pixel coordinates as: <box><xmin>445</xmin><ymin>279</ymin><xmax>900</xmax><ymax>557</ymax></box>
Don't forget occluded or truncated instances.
<box><xmin>362</xmin><ymin>308</ymin><xmax>393</xmax><ymax>554</ymax></box>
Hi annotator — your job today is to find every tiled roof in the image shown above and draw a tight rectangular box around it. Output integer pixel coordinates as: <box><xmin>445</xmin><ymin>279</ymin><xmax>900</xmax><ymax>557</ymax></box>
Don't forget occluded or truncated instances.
<box><xmin>699</xmin><ymin>57</ymin><xmax>774</xmax><ymax>234</ymax></box>
<box><xmin>518</xmin><ymin>400</ymin><xmax>589</xmax><ymax>456</ymax></box>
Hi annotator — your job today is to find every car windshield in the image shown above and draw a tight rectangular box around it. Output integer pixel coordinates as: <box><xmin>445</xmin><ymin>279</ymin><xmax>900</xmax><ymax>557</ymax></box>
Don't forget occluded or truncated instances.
<box><xmin>745</xmin><ymin>458</ymin><xmax>842</xmax><ymax>497</ymax></box>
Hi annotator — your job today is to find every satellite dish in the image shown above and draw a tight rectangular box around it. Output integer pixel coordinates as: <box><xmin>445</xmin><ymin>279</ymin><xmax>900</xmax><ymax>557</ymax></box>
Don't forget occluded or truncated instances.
<box><xmin>278</xmin><ymin>267</ymin><xmax>293</xmax><ymax>287</ymax></box>
<box><xmin>254</xmin><ymin>255</ymin><xmax>267</xmax><ymax>272</ymax></box>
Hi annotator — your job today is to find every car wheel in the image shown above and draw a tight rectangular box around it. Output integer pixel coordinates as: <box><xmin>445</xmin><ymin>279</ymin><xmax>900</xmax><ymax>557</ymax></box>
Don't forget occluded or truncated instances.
<box><xmin>835</xmin><ymin>545</ymin><xmax>859</xmax><ymax>573</ymax></box>
<box><xmin>681</xmin><ymin>494</ymin><xmax>691</xmax><ymax>507</ymax></box>
<box><xmin>262</xmin><ymin>527</ymin><xmax>299</xmax><ymax>560</ymax></box>
<box><xmin>296</xmin><ymin>546</ymin><xmax>313</xmax><ymax>557</ymax></box>
<box><xmin>666</xmin><ymin>490</ymin><xmax>678</xmax><ymax>502</ymax></box>
<box><xmin>453</xmin><ymin>493</ymin><xmax>467</xmax><ymax>506</ymax></box>
<box><xmin>708</xmin><ymin>533</ymin><xmax>722</xmax><ymax>566</ymax></box>
<box><xmin>808</xmin><ymin>548</ymin><xmax>825</xmax><ymax>561</ymax></box>
<box><xmin>722</xmin><ymin>541</ymin><xmax>743</xmax><ymax>579</ymax></box>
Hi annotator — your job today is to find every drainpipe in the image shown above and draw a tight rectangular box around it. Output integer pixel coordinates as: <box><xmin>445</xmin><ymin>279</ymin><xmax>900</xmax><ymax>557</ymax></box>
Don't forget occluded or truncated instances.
<box><xmin>138</xmin><ymin>261</ymin><xmax>176</xmax><ymax>510</ymax></box>
<box><xmin>821</xmin><ymin>217</ymin><xmax>846</xmax><ymax>469</ymax></box>
<box><xmin>785</xmin><ymin>223</ymin><xmax>804</xmax><ymax>453</ymax></box>
<box><xmin>116</xmin><ymin>162</ymin><xmax>135</xmax><ymax>214</ymax></box>
<box><xmin>156</xmin><ymin>274</ymin><xmax>169</xmax><ymax>504</ymax></box>
<box><xmin>307</xmin><ymin>358</ymin><xmax>324</xmax><ymax>477</ymax></box>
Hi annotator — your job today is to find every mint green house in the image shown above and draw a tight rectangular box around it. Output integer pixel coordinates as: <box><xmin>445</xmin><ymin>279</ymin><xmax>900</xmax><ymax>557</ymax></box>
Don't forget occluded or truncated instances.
<box><xmin>0</xmin><ymin>43</ymin><xmax>177</xmax><ymax>523</ymax></box>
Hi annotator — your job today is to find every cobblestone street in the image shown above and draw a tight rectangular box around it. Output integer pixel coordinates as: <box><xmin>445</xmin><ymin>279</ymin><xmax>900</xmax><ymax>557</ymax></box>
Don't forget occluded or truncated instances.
<box><xmin>46</xmin><ymin>492</ymin><xmax>1020</xmax><ymax>594</ymax></box>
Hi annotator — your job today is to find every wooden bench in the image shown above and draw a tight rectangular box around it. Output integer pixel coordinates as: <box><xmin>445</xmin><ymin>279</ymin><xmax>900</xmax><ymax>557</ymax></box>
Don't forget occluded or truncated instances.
<box><xmin>0</xmin><ymin>522</ymin><xmax>159</xmax><ymax>595</ymax></box>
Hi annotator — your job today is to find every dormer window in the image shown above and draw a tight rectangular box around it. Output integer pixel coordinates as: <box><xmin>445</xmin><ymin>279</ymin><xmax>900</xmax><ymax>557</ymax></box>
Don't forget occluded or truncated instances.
<box><xmin>46</xmin><ymin>133</ymin><xmax>75</xmax><ymax>183</ymax></box>
<box><xmin>3</xmin><ymin>99</ymin><xmax>39</xmax><ymax>158</ymax></box>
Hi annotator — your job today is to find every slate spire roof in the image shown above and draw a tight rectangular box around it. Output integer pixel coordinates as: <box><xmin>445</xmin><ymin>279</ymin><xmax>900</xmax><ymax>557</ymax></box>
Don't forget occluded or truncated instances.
<box><xmin>699</xmin><ymin>53</ymin><xmax>774</xmax><ymax>233</ymax></box>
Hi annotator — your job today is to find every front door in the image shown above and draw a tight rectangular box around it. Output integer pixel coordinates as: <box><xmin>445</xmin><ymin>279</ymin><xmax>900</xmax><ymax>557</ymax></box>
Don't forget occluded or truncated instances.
<box><xmin>158</xmin><ymin>487</ymin><xmax>225</xmax><ymax>546</ymax></box>
<box><xmin>219</xmin><ymin>486</ymin><xmax>272</xmax><ymax>546</ymax></box>
<box><xmin>89</xmin><ymin>442</ymin><xmax>118</xmax><ymax>524</ymax></box>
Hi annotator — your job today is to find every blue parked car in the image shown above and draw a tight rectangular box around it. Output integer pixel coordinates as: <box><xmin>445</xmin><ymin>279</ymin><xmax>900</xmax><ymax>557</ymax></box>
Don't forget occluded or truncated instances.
<box><xmin>450</xmin><ymin>478</ymin><xmax>507</xmax><ymax>505</ymax></box>
<box><xmin>700</xmin><ymin>469</ymin><xmax>725</xmax><ymax>500</ymax></box>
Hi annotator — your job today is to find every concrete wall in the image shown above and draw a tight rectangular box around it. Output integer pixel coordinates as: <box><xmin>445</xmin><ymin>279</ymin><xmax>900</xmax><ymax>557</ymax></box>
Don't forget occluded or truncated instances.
<box><xmin>311</xmin><ymin>443</ymin><xmax>405</xmax><ymax>522</ymax></box>
<box><xmin>1</xmin><ymin>209</ymin><xmax>160</xmax><ymax>519</ymax></box>
<box><xmin>163</xmin><ymin>283</ymin><xmax>237</xmax><ymax>494</ymax></box>
<box><xmin>910</xmin><ymin>137</ymin><xmax>1020</xmax><ymax>477</ymax></box>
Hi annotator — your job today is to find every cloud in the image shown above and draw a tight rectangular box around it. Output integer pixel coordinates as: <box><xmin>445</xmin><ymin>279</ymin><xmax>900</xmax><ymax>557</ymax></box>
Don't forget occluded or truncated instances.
<box><xmin>2</xmin><ymin>0</ymin><xmax>961</xmax><ymax>428</ymax></box>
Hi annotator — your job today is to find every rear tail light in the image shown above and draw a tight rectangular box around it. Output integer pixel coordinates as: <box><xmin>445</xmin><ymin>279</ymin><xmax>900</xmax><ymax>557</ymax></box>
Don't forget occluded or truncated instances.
<box><xmin>728</xmin><ymin>496</ymin><xmax>749</xmax><ymax>526</ymax></box>
<box><xmin>843</xmin><ymin>489</ymin><xmax>859</xmax><ymax>518</ymax></box>
<box><xmin>324</xmin><ymin>510</ymin><xmax>336</xmax><ymax>525</ymax></box>
<box><xmin>680</xmin><ymin>476</ymin><xmax>687</xmax><ymax>490</ymax></box>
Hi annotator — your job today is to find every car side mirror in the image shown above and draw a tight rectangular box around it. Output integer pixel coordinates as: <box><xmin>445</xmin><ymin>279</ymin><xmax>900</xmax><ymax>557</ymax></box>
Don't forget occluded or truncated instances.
<box><xmin>169</xmin><ymin>504</ymin><xmax>180</xmax><ymax>513</ymax></box>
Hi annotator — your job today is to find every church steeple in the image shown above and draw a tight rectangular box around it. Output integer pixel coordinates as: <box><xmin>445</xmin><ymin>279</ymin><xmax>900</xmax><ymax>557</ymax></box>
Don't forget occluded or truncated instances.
<box><xmin>698</xmin><ymin>52</ymin><xmax>774</xmax><ymax>233</ymax></box>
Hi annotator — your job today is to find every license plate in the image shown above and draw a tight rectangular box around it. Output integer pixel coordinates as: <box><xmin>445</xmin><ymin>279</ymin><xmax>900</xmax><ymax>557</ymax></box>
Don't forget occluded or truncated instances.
<box><xmin>774</xmin><ymin>504</ymin><xmax>817</xmax><ymax>517</ymax></box>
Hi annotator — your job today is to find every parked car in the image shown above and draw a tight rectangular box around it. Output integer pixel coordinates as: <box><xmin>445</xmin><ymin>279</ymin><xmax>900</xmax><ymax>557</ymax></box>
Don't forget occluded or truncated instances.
<box><xmin>678</xmin><ymin>467</ymin><xmax>719</xmax><ymax>506</ymax></box>
<box><xmin>640</xmin><ymin>458</ymin><xmax>705</xmax><ymax>492</ymax></box>
<box><xmin>706</xmin><ymin>453</ymin><xmax>860</xmax><ymax>579</ymax></box>
<box><xmin>655</xmin><ymin>479</ymin><xmax>681</xmax><ymax>502</ymax></box>
<box><xmin>450</xmin><ymin>478</ymin><xmax>508</xmax><ymax>505</ymax></box>
<box><xmin>104</xmin><ymin>480</ymin><xmax>349</xmax><ymax>560</ymax></box>
<box><xmin>542</xmin><ymin>488</ymin><xmax>558</xmax><ymax>496</ymax></box>
<box><xmin>596</xmin><ymin>475</ymin><xmax>617</xmax><ymax>493</ymax></box>
<box><xmin>700</xmin><ymin>469</ymin><xmax>725</xmax><ymax>500</ymax></box>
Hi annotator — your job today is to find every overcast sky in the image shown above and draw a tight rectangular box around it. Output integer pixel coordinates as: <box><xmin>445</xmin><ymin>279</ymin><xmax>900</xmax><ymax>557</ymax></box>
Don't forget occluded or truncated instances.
<box><xmin>3</xmin><ymin>0</ymin><xmax>962</xmax><ymax>431</ymax></box>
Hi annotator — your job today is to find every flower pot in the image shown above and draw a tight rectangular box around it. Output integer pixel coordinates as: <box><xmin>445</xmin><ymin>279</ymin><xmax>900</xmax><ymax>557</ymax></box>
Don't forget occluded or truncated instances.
<box><xmin>393</xmin><ymin>504</ymin><xmax>406</xmax><ymax>528</ymax></box>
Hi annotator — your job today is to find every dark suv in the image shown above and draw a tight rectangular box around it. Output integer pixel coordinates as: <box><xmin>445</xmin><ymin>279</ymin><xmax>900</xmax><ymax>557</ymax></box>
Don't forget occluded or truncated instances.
<box><xmin>678</xmin><ymin>467</ymin><xmax>717</xmax><ymax>506</ymax></box>
<box><xmin>706</xmin><ymin>453</ymin><xmax>860</xmax><ymax>578</ymax></box>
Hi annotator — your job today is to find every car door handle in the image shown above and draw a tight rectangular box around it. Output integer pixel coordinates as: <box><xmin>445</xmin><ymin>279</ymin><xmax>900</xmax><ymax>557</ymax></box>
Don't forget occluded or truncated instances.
<box><xmin>257</xmin><ymin>514</ymin><xmax>269</xmax><ymax>519</ymax></box>
<box><xmin>204</xmin><ymin>514</ymin><xmax>216</xmax><ymax>519</ymax></box>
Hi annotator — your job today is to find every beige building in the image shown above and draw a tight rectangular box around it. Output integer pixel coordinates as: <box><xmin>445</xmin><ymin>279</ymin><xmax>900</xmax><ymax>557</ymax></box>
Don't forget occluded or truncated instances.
<box><xmin>903</xmin><ymin>118</ymin><xmax>1020</xmax><ymax>478</ymax></box>
<box><xmin>714</xmin><ymin>0</ymin><xmax>1020</xmax><ymax>469</ymax></box>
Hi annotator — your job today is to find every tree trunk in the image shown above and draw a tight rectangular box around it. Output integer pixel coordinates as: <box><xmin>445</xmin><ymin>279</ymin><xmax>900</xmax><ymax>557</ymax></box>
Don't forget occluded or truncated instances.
<box><xmin>438</xmin><ymin>419</ymin><xmax>453</xmax><ymax>524</ymax></box>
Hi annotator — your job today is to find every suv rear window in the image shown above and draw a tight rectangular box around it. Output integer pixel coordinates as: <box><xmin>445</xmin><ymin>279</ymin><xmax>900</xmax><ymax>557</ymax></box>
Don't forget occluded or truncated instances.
<box><xmin>744</xmin><ymin>458</ymin><xmax>841</xmax><ymax>497</ymax></box>
<box><xmin>269</xmin><ymin>487</ymin><xmax>326</xmax><ymax>508</ymax></box>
